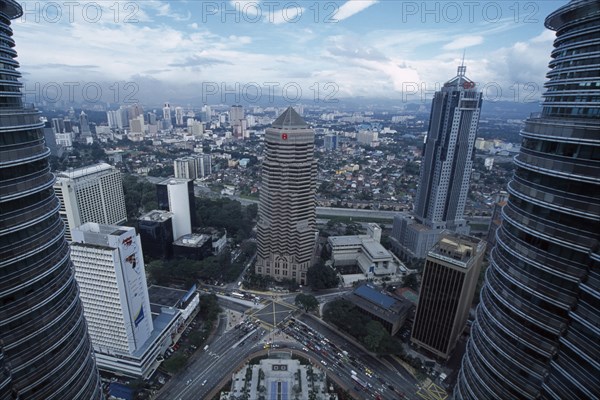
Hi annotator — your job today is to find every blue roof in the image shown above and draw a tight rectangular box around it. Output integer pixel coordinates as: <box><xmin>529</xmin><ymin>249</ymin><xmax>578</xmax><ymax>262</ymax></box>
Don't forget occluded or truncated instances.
<box><xmin>354</xmin><ymin>284</ymin><xmax>396</xmax><ymax>310</ymax></box>
<box><xmin>109</xmin><ymin>382</ymin><xmax>134</xmax><ymax>400</ymax></box>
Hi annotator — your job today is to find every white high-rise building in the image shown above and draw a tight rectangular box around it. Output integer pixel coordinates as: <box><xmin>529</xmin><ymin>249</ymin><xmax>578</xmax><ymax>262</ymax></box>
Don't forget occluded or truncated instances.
<box><xmin>156</xmin><ymin>178</ymin><xmax>195</xmax><ymax>240</ymax></box>
<box><xmin>55</xmin><ymin>131</ymin><xmax>73</xmax><ymax>147</ymax></box>
<box><xmin>71</xmin><ymin>223</ymin><xmax>153</xmax><ymax>355</ymax></box>
<box><xmin>162</xmin><ymin>103</ymin><xmax>172</xmax><ymax>127</ymax></box>
<box><xmin>54</xmin><ymin>163</ymin><xmax>127</xmax><ymax>241</ymax></box>
<box><xmin>174</xmin><ymin>154</ymin><xmax>212</xmax><ymax>180</ymax></box>
<box><xmin>107</xmin><ymin>110</ymin><xmax>118</xmax><ymax>128</ymax></box>
<box><xmin>117</xmin><ymin>107</ymin><xmax>129</xmax><ymax>129</ymax></box>
<box><xmin>175</xmin><ymin>106</ymin><xmax>184</xmax><ymax>125</ymax></box>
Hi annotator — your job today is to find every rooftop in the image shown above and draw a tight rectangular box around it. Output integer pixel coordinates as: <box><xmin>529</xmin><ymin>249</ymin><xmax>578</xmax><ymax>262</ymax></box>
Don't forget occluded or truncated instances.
<box><xmin>157</xmin><ymin>177</ymin><xmax>192</xmax><ymax>185</ymax></box>
<box><xmin>355</xmin><ymin>283</ymin><xmax>396</xmax><ymax>310</ymax></box>
<box><xmin>173</xmin><ymin>233</ymin><xmax>211</xmax><ymax>247</ymax></box>
<box><xmin>57</xmin><ymin>163</ymin><xmax>114</xmax><ymax>180</ymax></box>
<box><xmin>148</xmin><ymin>285</ymin><xmax>189</xmax><ymax>309</ymax></box>
<box><xmin>349</xmin><ymin>283</ymin><xmax>413</xmax><ymax>324</ymax></box>
<box><xmin>429</xmin><ymin>234</ymin><xmax>485</xmax><ymax>264</ymax></box>
<box><xmin>271</xmin><ymin>106</ymin><xmax>308</xmax><ymax>129</ymax></box>
<box><xmin>139</xmin><ymin>210</ymin><xmax>173</xmax><ymax>222</ymax></box>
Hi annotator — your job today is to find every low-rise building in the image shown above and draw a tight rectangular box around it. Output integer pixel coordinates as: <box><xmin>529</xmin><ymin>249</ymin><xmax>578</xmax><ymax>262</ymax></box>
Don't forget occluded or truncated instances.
<box><xmin>138</xmin><ymin>210</ymin><xmax>174</xmax><ymax>260</ymax></box>
<box><xmin>221</xmin><ymin>353</ymin><xmax>335</xmax><ymax>400</ymax></box>
<box><xmin>346</xmin><ymin>282</ymin><xmax>413</xmax><ymax>336</ymax></box>
<box><xmin>328</xmin><ymin>223</ymin><xmax>406</xmax><ymax>278</ymax></box>
<box><xmin>173</xmin><ymin>233</ymin><xmax>213</xmax><ymax>260</ymax></box>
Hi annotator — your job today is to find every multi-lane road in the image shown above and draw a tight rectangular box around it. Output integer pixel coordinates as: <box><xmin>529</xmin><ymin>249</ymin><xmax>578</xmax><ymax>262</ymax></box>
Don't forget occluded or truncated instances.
<box><xmin>157</xmin><ymin>313</ymin><xmax>267</xmax><ymax>400</ymax></box>
<box><xmin>156</xmin><ymin>291</ymin><xmax>424</xmax><ymax>400</ymax></box>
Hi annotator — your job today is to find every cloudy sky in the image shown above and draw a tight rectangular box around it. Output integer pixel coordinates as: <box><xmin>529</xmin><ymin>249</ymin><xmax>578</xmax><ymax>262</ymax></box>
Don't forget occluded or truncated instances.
<box><xmin>13</xmin><ymin>0</ymin><xmax>567</xmax><ymax>105</ymax></box>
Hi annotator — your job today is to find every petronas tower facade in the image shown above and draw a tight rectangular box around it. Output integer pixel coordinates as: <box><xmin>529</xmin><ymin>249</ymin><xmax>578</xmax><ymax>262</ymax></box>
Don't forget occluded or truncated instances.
<box><xmin>0</xmin><ymin>1</ymin><xmax>103</xmax><ymax>398</ymax></box>
<box><xmin>454</xmin><ymin>1</ymin><xmax>600</xmax><ymax>399</ymax></box>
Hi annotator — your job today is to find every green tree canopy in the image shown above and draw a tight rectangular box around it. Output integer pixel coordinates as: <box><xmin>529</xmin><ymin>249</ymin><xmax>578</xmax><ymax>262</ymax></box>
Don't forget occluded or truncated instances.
<box><xmin>307</xmin><ymin>262</ymin><xmax>339</xmax><ymax>290</ymax></box>
<box><xmin>295</xmin><ymin>293</ymin><xmax>319</xmax><ymax>313</ymax></box>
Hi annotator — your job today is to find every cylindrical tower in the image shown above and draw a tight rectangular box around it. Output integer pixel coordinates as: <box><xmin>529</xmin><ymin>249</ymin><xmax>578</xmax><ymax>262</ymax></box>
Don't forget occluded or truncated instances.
<box><xmin>454</xmin><ymin>1</ymin><xmax>600</xmax><ymax>399</ymax></box>
<box><xmin>255</xmin><ymin>107</ymin><xmax>317</xmax><ymax>285</ymax></box>
<box><xmin>0</xmin><ymin>1</ymin><xmax>103</xmax><ymax>398</ymax></box>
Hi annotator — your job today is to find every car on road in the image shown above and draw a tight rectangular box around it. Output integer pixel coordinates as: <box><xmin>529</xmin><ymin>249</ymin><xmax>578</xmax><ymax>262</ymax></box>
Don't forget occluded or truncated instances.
<box><xmin>201</xmin><ymin>379</ymin><xmax>207</xmax><ymax>386</ymax></box>
<box><xmin>320</xmin><ymin>360</ymin><xmax>327</xmax><ymax>366</ymax></box>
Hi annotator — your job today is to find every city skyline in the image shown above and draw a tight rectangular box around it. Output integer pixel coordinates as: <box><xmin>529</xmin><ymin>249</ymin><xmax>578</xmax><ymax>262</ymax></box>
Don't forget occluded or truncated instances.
<box><xmin>14</xmin><ymin>1</ymin><xmax>566</xmax><ymax>103</ymax></box>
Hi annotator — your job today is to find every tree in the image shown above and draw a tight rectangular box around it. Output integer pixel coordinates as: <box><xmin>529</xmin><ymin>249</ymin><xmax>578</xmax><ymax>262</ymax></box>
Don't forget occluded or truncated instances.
<box><xmin>188</xmin><ymin>331</ymin><xmax>205</xmax><ymax>347</ymax></box>
<box><xmin>295</xmin><ymin>294</ymin><xmax>319</xmax><ymax>313</ymax></box>
<box><xmin>363</xmin><ymin>321</ymin><xmax>387</xmax><ymax>353</ymax></box>
<box><xmin>320</xmin><ymin>244</ymin><xmax>331</xmax><ymax>261</ymax></box>
<box><xmin>402</xmin><ymin>273</ymin><xmax>420</xmax><ymax>291</ymax></box>
<box><xmin>307</xmin><ymin>262</ymin><xmax>339</xmax><ymax>290</ymax></box>
<box><xmin>163</xmin><ymin>354</ymin><xmax>188</xmax><ymax>374</ymax></box>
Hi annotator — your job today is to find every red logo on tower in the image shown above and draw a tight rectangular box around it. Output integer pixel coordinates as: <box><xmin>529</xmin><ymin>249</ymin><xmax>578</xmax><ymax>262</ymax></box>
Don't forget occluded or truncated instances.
<box><xmin>281</xmin><ymin>133</ymin><xmax>288</xmax><ymax>140</ymax></box>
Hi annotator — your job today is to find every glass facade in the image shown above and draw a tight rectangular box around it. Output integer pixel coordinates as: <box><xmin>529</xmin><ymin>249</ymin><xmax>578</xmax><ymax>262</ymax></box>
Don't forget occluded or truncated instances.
<box><xmin>454</xmin><ymin>1</ymin><xmax>600</xmax><ymax>399</ymax></box>
<box><xmin>0</xmin><ymin>1</ymin><xmax>103</xmax><ymax>398</ymax></box>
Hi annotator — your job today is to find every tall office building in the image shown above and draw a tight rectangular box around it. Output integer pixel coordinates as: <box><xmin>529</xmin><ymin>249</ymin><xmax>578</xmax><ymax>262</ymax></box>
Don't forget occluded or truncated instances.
<box><xmin>54</xmin><ymin>163</ymin><xmax>127</xmax><ymax>241</ymax></box>
<box><xmin>324</xmin><ymin>134</ymin><xmax>338</xmax><ymax>151</ymax></box>
<box><xmin>411</xmin><ymin>234</ymin><xmax>485</xmax><ymax>359</ymax></box>
<box><xmin>162</xmin><ymin>103</ymin><xmax>172</xmax><ymax>128</ymax></box>
<box><xmin>79</xmin><ymin>110</ymin><xmax>91</xmax><ymax>136</ymax></box>
<box><xmin>392</xmin><ymin>65</ymin><xmax>482</xmax><ymax>261</ymax></box>
<box><xmin>52</xmin><ymin>117</ymin><xmax>65</xmax><ymax>133</ymax></box>
<box><xmin>175</xmin><ymin>106</ymin><xmax>184</xmax><ymax>126</ymax></box>
<box><xmin>70</xmin><ymin>223</ymin><xmax>175</xmax><ymax>378</ymax></box>
<box><xmin>201</xmin><ymin>104</ymin><xmax>212</xmax><ymax>122</ymax></box>
<box><xmin>455</xmin><ymin>1</ymin><xmax>600</xmax><ymax>399</ymax></box>
<box><xmin>0</xmin><ymin>1</ymin><xmax>103</xmax><ymax>398</ymax></box>
<box><xmin>230</xmin><ymin>104</ymin><xmax>246</xmax><ymax>139</ymax></box>
<box><xmin>71</xmin><ymin>224</ymin><xmax>153</xmax><ymax>354</ymax></box>
<box><xmin>156</xmin><ymin>178</ymin><xmax>196</xmax><ymax>240</ymax></box>
<box><xmin>255</xmin><ymin>107</ymin><xmax>317</xmax><ymax>285</ymax></box>
<box><xmin>174</xmin><ymin>154</ymin><xmax>212</xmax><ymax>180</ymax></box>
<box><xmin>107</xmin><ymin>110</ymin><xmax>118</xmax><ymax>128</ymax></box>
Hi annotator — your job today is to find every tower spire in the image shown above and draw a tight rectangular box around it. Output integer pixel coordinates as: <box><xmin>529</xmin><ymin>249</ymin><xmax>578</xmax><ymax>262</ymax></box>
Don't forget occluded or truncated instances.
<box><xmin>458</xmin><ymin>50</ymin><xmax>467</xmax><ymax>77</ymax></box>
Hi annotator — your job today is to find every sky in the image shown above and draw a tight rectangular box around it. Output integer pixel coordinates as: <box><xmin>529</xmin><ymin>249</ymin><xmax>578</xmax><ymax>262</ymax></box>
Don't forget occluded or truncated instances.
<box><xmin>12</xmin><ymin>0</ymin><xmax>568</xmax><ymax>106</ymax></box>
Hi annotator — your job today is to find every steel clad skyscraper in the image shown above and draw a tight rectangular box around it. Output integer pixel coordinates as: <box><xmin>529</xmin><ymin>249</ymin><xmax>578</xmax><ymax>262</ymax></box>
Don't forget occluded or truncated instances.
<box><xmin>392</xmin><ymin>65</ymin><xmax>482</xmax><ymax>261</ymax></box>
<box><xmin>455</xmin><ymin>1</ymin><xmax>600</xmax><ymax>399</ymax></box>
<box><xmin>255</xmin><ymin>107</ymin><xmax>317</xmax><ymax>285</ymax></box>
<box><xmin>0</xmin><ymin>1</ymin><xmax>103</xmax><ymax>399</ymax></box>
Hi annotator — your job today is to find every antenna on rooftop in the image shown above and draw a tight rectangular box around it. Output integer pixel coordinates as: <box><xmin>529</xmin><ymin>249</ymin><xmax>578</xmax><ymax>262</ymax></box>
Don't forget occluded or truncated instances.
<box><xmin>458</xmin><ymin>50</ymin><xmax>467</xmax><ymax>77</ymax></box>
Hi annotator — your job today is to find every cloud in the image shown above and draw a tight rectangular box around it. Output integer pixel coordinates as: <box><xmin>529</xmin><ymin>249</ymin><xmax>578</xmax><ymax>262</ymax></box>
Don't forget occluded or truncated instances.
<box><xmin>334</xmin><ymin>0</ymin><xmax>379</xmax><ymax>21</ymax></box>
<box><xmin>26</xmin><ymin>63</ymin><xmax>99</xmax><ymax>70</ymax></box>
<box><xmin>269</xmin><ymin>5</ymin><xmax>305</xmax><ymax>25</ymax></box>
<box><xmin>145</xmin><ymin>1</ymin><xmax>191</xmax><ymax>21</ymax></box>
<box><xmin>169</xmin><ymin>55</ymin><xmax>233</xmax><ymax>68</ymax></box>
<box><xmin>228</xmin><ymin>35</ymin><xmax>252</xmax><ymax>45</ymax></box>
<box><xmin>326</xmin><ymin>35</ymin><xmax>389</xmax><ymax>62</ymax></box>
<box><xmin>443</xmin><ymin>35</ymin><xmax>484</xmax><ymax>50</ymax></box>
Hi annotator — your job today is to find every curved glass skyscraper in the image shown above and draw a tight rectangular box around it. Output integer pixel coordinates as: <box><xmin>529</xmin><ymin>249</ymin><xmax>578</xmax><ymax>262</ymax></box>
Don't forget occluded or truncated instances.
<box><xmin>455</xmin><ymin>1</ymin><xmax>600</xmax><ymax>399</ymax></box>
<box><xmin>0</xmin><ymin>1</ymin><xmax>103</xmax><ymax>398</ymax></box>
